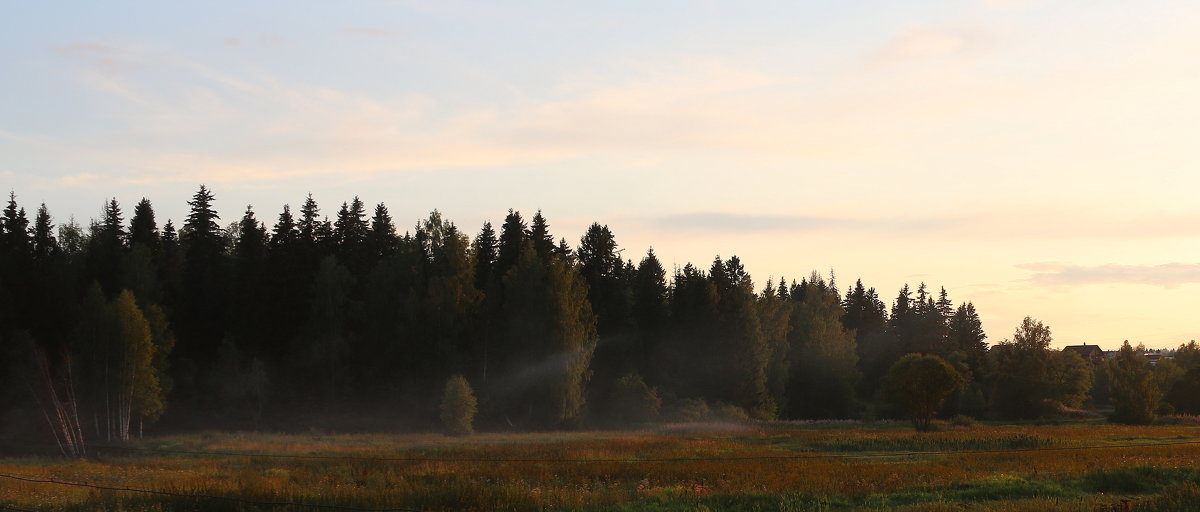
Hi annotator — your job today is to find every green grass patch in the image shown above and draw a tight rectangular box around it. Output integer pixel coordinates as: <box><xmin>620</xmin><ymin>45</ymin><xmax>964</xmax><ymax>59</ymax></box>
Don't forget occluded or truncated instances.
<box><xmin>811</xmin><ymin>433</ymin><xmax>1055</xmax><ymax>453</ymax></box>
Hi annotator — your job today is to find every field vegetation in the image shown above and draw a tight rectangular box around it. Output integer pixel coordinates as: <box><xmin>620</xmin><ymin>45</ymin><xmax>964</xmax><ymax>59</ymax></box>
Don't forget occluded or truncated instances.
<box><xmin>5</xmin><ymin>420</ymin><xmax>1200</xmax><ymax>511</ymax></box>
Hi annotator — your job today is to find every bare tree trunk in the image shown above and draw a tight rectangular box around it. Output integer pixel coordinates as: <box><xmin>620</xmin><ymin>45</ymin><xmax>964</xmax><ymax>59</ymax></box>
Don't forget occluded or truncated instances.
<box><xmin>31</xmin><ymin>348</ymin><xmax>86</xmax><ymax>459</ymax></box>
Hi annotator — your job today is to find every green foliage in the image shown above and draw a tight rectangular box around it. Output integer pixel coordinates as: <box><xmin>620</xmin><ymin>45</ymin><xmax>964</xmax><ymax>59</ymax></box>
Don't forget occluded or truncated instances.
<box><xmin>786</xmin><ymin>273</ymin><xmax>859</xmax><ymax>420</ymax></box>
<box><xmin>883</xmin><ymin>353</ymin><xmax>964</xmax><ymax>432</ymax></box>
<box><xmin>608</xmin><ymin>373</ymin><xmax>662</xmax><ymax>425</ymax></box>
<box><xmin>1173</xmin><ymin>340</ymin><xmax>1200</xmax><ymax>371</ymax></box>
<box><xmin>989</xmin><ymin>317</ymin><xmax>1092</xmax><ymax>419</ymax></box>
<box><xmin>1108</xmin><ymin>341</ymin><xmax>1163</xmax><ymax>425</ymax></box>
<box><xmin>115</xmin><ymin>289</ymin><xmax>164</xmax><ymax>436</ymax></box>
<box><xmin>501</xmin><ymin>244</ymin><xmax>597</xmax><ymax>428</ymax></box>
<box><xmin>440</xmin><ymin>374</ymin><xmax>477</xmax><ymax>436</ymax></box>
<box><xmin>1165</xmin><ymin>367</ymin><xmax>1200</xmax><ymax>414</ymax></box>
<box><xmin>664</xmin><ymin>397</ymin><xmax>712</xmax><ymax>422</ymax></box>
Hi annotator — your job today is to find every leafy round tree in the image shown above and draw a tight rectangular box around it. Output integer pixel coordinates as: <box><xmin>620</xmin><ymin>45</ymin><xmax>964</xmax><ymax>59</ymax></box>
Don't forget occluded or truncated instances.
<box><xmin>440</xmin><ymin>374</ymin><xmax>477</xmax><ymax>436</ymax></box>
<box><xmin>883</xmin><ymin>353</ymin><xmax>964</xmax><ymax>432</ymax></box>
<box><xmin>1108</xmin><ymin>341</ymin><xmax>1162</xmax><ymax>425</ymax></box>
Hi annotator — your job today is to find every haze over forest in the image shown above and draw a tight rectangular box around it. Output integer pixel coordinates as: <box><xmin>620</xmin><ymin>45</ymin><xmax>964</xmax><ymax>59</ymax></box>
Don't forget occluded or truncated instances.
<box><xmin>3</xmin><ymin>1</ymin><xmax>1200</xmax><ymax>350</ymax></box>
<box><xmin>2</xmin><ymin>187</ymin><xmax>1198</xmax><ymax>441</ymax></box>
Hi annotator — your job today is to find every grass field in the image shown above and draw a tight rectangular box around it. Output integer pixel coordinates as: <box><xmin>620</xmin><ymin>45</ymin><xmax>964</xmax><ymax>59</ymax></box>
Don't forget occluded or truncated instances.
<box><xmin>4</xmin><ymin>420</ymin><xmax>1200</xmax><ymax>511</ymax></box>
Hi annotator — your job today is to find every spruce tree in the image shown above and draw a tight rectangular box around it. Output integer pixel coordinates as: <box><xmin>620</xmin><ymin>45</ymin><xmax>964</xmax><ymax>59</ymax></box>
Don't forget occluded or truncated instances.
<box><xmin>528</xmin><ymin>210</ymin><xmax>555</xmax><ymax>262</ymax></box>
<box><xmin>129</xmin><ymin>198</ymin><xmax>160</xmax><ymax>252</ymax></box>
<box><xmin>494</xmin><ymin>209</ymin><xmax>527</xmax><ymax>280</ymax></box>
<box><xmin>500</xmin><ymin>243</ymin><xmax>596</xmax><ymax>428</ymax></box>
<box><xmin>333</xmin><ymin>197</ymin><xmax>370</xmax><ymax>275</ymax></box>
<box><xmin>786</xmin><ymin>272</ymin><xmax>859</xmax><ymax>419</ymax></box>
<box><xmin>472</xmin><ymin>222</ymin><xmax>498</xmax><ymax>290</ymax></box>
<box><xmin>368</xmin><ymin>202</ymin><xmax>398</xmax><ymax>258</ymax></box>
<box><xmin>270</xmin><ymin>205</ymin><xmax>297</xmax><ymax>250</ymax></box>
<box><xmin>298</xmin><ymin>193</ymin><xmax>320</xmax><ymax>246</ymax></box>
<box><xmin>32</xmin><ymin>203</ymin><xmax>57</xmax><ymax>261</ymax></box>
<box><xmin>947</xmin><ymin>302</ymin><xmax>987</xmax><ymax>379</ymax></box>
<box><xmin>2</xmin><ymin>192</ymin><xmax>31</xmax><ymax>258</ymax></box>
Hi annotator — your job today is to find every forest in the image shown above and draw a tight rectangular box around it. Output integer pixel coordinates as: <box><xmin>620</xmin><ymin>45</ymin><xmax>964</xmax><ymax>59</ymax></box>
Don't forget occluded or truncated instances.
<box><xmin>1</xmin><ymin>186</ymin><xmax>1197</xmax><ymax>449</ymax></box>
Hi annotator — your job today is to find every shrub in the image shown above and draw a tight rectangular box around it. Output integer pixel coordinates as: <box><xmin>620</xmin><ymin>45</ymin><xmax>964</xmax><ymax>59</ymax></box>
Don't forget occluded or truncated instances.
<box><xmin>882</xmin><ymin>353</ymin><xmax>964</xmax><ymax>432</ymax></box>
<box><xmin>712</xmin><ymin>402</ymin><xmax>751</xmax><ymax>423</ymax></box>
<box><xmin>949</xmin><ymin>414</ymin><xmax>977</xmax><ymax>427</ymax></box>
<box><xmin>665</xmin><ymin>398</ymin><xmax>712</xmax><ymax>422</ymax></box>
<box><xmin>439</xmin><ymin>374</ymin><xmax>477</xmax><ymax>436</ymax></box>
<box><xmin>609</xmin><ymin>374</ymin><xmax>662</xmax><ymax>426</ymax></box>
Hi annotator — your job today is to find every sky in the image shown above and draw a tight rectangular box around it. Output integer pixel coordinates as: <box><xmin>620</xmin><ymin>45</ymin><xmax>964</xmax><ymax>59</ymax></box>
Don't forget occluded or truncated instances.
<box><xmin>2</xmin><ymin>0</ymin><xmax>1199</xmax><ymax>349</ymax></box>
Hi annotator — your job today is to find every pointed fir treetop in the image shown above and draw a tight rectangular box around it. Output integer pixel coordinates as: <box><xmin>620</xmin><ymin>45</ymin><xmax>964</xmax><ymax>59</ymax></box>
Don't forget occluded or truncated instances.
<box><xmin>368</xmin><ymin>202</ymin><xmax>398</xmax><ymax>257</ymax></box>
<box><xmin>99</xmin><ymin>197</ymin><xmax>125</xmax><ymax>245</ymax></box>
<box><xmin>271</xmin><ymin>204</ymin><xmax>297</xmax><ymax>249</ymax></box>
<box><xmin>129</xmin><ymin>198</ymin><xmax>159</xmax><ymax>250</ymax></box>
<box><xmin>298</xmin><ymin>193</ymin><xmax>320</xmax><ymax>244</ymax></box>
<box><xmin>528</xmin><ymin>209</ymin><xmax>555</xmax><ymax>261</ymax></box>
<box><xmin>495</xmin><ymin>209</ymin><xmax>528</xmax><ymax>278</ymax></box>
<box><xmin>334</xmin><ymin>197</ymin><xmax>369</xmax><ymax>249</ymax></box>
<box><xmin>2</xmin><ymin>192</ymin><xmax>31</xmax><ymax>254</ymax></box>
<box><xmin>32</xmin><ymin>203</ymin><xmax>58</xmax><ymax>259</ymax></box>
<box><xmin>236</xmin><ymin>205</ymin><xmax>267</xmax><ymax>259</ymax></box>
<box><xmin>162</xmin><ymin>220</ymin><xmax>177</xmax><ymax>245</ymax></box>
<box><xmin>472</xmin><ymin>221</ymin><xmax>498</xmax><ymax>289</ymax></box>
<box><xmin>184</xmin><ymin>185</ymin><xmax>221</xmax><ymax>247</ymax></box>
<box><xmin>936</xmin><ymin>286</ymin><xmax>953</xmax><ymax>318</ymax></box>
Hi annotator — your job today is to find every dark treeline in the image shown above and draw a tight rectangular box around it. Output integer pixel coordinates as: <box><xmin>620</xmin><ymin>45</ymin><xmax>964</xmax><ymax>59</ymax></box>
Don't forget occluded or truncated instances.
<box><xmin>0</xmin><ymin>187</ymin><xmax>1190</xmax><ymax>444</ymax></box>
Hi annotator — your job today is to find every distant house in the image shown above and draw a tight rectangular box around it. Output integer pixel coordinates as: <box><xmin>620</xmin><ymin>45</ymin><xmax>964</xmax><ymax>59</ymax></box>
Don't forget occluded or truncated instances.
<box><xmin>1062</xmin><ymin>344</ymin><xmax>1106</xmax><ymax>364</ymax></box>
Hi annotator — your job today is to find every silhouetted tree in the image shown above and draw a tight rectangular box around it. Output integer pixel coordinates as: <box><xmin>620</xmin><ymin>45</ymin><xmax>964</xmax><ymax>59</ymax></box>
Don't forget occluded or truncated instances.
<box><xmin>883</xmin><ymin>353</ymin><xmax>963</xmax><ymax>432</ymax></box>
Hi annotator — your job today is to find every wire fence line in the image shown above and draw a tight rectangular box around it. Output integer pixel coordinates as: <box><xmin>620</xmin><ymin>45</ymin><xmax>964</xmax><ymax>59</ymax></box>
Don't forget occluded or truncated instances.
<box><xmin>79</xmin><ymin>437</ymin><xmax>1200</xmax><ymax>463</ymax></box>
<box><xmin>0</xmin><ymin>472</ymin><xmax>434</xmax><ymax>512</ymax></box>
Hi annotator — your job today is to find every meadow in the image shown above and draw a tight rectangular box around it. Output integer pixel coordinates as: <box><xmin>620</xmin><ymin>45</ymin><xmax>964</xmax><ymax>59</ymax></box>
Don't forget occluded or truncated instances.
<box><xmin>4</xmin><ymin>420</ymin><xmax>1200</xmax><ymax>511</ymax></box>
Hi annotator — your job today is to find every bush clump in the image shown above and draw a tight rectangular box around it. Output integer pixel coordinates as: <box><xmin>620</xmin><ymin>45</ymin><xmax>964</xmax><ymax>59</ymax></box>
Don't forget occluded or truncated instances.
<box><xmin>609</xmin><ymin>373</ymin><xmax>662</xmax><ymax>426</ymax></box>
<box><xmin>439</xmin><ymin>374</ymin><xmax>477</xmax><ymax>436</ymax></box>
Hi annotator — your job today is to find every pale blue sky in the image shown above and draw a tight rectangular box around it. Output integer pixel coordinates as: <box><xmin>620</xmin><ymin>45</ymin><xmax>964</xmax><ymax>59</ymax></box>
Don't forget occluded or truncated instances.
<box><xmin>3</xmin><ymin>0</ymin><xmax>1199</xmax><ymax>347</ymax></box>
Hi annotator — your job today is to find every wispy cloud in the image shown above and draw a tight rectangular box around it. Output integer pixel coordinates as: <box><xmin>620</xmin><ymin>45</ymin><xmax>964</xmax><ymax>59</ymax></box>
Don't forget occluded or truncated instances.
<box><xmin>648</xmin><ymin>212</ymin><xmax>953</xmax><ymax>235</ymax></box>
<box><xmin>1019</xmin><ymin>262</ymin><xmax>1200</xmax><ymax>287</ymax></box>
<box><xmin>648</xmin><ymin>209</ymin><xmax>1200</xmax><ymax>240</ymax></box>
<box><xmin>343</xmin><ymin>27</ymin><xmax>396</xmax><ymax>38</ymax></box>
<box><xmin>870</xmin><ymin>26</ymin><xmax>989</xmax><ymax>64</ymax></box>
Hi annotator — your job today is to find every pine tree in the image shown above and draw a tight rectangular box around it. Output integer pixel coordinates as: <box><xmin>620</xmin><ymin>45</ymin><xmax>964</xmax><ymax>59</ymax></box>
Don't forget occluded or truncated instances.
<box><xmin>500</xmin><ymin>243</ymin><xmax>597</xmax><ymax>428</ymax></box>
<box><xmin>494</xmin><ymin>209</ymin><xmax>527</xmax><ymax>280</ymax></box>
<box><xmin>947</xmin><ymin>302</ymin><xmax>988</xmax><ymax>379</ymax></box>
<box><xmin>632</xmin><ymin>248</ymin><xmax>669</xmax><ymax>362</ymax></box>
<box><xmin>472</xmin><ymin>222</ymin><xmax>498</xmax><ymax>290</ymax></box>
<box><xmin>786</xmin><ymin>272</ymin><xmax>859</xmax><ymax>419</ymax></box>
<box><xmin>128</xmin><ymin>198</ymin><xmax>160</xmax><ymax>252</ymax></box>
<box><xmin>331</xmin><ymin>197</ymin><xmax>369</xmax><ymax>277</ymax></box>
<box><xmin>528</xmin><ymin>210</ymin><xmax>555</xmax><ymax>262</ymax></box>
<box><xmin>32</xmin><ymin>203</ymin><xmax>57</xmax><ymax>261</ymax></box>
<box><xmin>183</xmin><ymin>186</ymin><xmax>222</xmax><ymax>256</ymax></box>
<box><xmin>270</xmin><ymin>205</ymin><xmax>297</xmax><ymax>250</ymax></box>
<box><xmin>577</xmin><ymin>223</ymin><xmax>629</xmax><ymax>337</ymax></box>
<box><xmin>368</xmin><ymin>202</ymin><xmax>398</xmax><ymax>258</ymax></box>
<box><xmin>577</xmin><ymin>223</ymin><xmax>633</xmax><ymax>412</ymax></box>
<box><xmin>2</xmin><ymin>192</ymin><xmax>32</xmax><ymax>258</ymax></box>
<box><xmin>178</xmin><ymin>185</ymin><xmax>225</xmax><ymax>369</ymax></box>
<box><xmin>298</xmin><ymin>194</ymin><xmax>320</xmax><ymax>246</ymax></box>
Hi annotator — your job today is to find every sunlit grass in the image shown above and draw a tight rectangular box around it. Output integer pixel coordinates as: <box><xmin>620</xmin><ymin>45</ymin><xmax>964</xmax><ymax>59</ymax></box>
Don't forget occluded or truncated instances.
<box><xmin>3</xmin><ymin>422</ymin><xmax>1200</xmax><ymax>511</ymax></box>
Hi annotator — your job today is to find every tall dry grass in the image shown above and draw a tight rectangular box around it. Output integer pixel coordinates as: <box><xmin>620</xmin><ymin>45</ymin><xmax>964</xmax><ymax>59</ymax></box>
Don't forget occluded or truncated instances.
<box><xmin>2</xmin><ymin>422</ymin><xmax>1199</xmax><ymax>511</ymax></box>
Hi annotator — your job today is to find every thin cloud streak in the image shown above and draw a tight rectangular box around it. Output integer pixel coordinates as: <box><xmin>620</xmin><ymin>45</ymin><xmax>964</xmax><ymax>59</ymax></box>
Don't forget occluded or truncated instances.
<box><xmin>647</xmin><ymin>210</ymin><xmax>1200</xmax><ymax>240</ymax></box>
<box><xmin>1019</xmin><ymin>262</ymin><xmax>1200</xmax><ymax>287</ymax></box>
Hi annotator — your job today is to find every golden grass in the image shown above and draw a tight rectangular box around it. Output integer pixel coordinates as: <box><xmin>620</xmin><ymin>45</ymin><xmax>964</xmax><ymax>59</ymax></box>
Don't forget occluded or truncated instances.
<box><xmin>3</xmin><ymin>422</ymin><xmax>1199</xmax><ymax>511</ymax></box>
